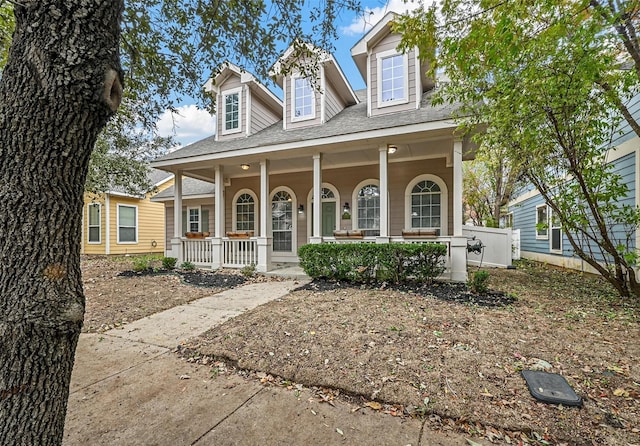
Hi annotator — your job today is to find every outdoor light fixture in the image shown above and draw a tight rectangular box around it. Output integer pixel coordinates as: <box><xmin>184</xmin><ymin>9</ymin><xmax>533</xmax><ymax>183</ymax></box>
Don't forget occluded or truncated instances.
<box><xmin>240</xmin><ymin>163</ymin><xmax>250</xmax><ymax>170</ymax></box>
<box><xmin>298</xmin><ymin>204</ymin><xmax>304</xmax><ymax>214</ymax></box>
<box><xmin>387</xmin><ymin>144</ymin><xmax>397</xmax><ymax>154</ymax></box>
<box><xmin>343</xmin><ymin>202</ymin><xmax>350</xmax><ymax>213</ymax></box>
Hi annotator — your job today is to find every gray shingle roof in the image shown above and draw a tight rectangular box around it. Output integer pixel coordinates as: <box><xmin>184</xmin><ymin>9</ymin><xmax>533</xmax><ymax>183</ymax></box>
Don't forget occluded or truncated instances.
<box><xmin>152</xmin><ymin>177</ymin><xmax>215</xmax><ymax>200</ymax></box>
<box><xmin>154</xmin><ymin>89</ymin><xmax>460</xmax><ymax>163</ymax></box>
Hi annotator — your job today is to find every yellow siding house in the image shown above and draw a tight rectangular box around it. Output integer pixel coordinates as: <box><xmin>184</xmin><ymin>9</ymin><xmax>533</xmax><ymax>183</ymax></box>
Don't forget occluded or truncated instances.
<box><xmin>81</xmin><ymin>169</ymin><xmax>174</xmax><ymax>255</ymax></box>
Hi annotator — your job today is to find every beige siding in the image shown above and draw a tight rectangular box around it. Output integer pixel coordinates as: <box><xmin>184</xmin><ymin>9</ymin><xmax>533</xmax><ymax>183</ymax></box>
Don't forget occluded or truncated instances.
<box><xmin>370</xmin><ymin>33</ymin><xmax>418</xmax><ymax>117</ymax></box>
<box><xmin>250</xmin><ymin>95</ymin><xmax>280</xmax><ymax>134</ymax></box>
<box><xmin>165</xmin><ymin>199</ymin><xmax>215</xmax><ymax>247</ymax></box>
<box><xmin>217</xmin><ymin>74</ymin><xmax>244</xmax><ymax>141</ymax></box>
<box><xmin>325</xmin><ymin>81</ymin><xmax>346</xmax><ymax>122</ymax></box>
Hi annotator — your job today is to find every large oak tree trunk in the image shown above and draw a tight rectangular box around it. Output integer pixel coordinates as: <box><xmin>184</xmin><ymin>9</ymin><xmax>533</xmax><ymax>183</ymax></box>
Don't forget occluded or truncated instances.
<box><xmin>0</xmin><ymin>2</ymin><xmax>123</xmax><ymax>444</ymax></box>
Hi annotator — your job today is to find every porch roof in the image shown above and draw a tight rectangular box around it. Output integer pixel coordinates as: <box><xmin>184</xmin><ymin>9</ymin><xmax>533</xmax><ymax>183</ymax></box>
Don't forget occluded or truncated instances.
<box><xmin>152</xmin><ymin>89</ymin><xmax>462</xmax><ymax>166</ymax></box>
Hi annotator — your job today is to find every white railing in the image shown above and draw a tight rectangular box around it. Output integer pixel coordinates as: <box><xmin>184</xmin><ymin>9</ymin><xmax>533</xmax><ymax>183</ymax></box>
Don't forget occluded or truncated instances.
<box><xmin>182</xmin><ymin>238</ymin><xmax>214</xmax><ymax>266</ymax></box>
<box><xmin>223</xmin><ymin>237</ymin><xmax>257</xmax><ymax>268</ymax></box>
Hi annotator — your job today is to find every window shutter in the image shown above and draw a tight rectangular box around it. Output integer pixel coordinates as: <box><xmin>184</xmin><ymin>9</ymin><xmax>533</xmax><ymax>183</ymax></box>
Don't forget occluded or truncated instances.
<box><xmin>202</xmin><ymin>210</ymin><xmax>209</xmax><ymax>232</ymax></box>
<box><xmin>182</xmin><ymin>210</ymin><xmax>187</xmax><ymax>236</ymax></box>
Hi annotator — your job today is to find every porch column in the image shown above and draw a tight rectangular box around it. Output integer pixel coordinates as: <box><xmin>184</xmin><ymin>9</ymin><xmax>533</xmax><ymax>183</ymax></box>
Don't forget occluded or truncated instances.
<box><xmin>450</xmin><ymin>140</ymin><xmax>467</xmax><ymax>281</ymax></box>
<box><xmin>453</xmin><ymin>140</ymin><xmax>463</xmax><ymax>236</ymax></box>
<box><xmin>212</xmin><ymin>165</ymin><xmax>224</xmax><ymax>269</ymax></box>
<box><xmin>311</xmin><ymin>153</ymin><xmax>323</xmax><ymax>244</ymax></box>
<box><xmin>171</xmin><ymin>170</ymin><xmax>183</xmax><ymax>262</ymax></box>
<box><xmin>377</xmin><ymin>145</ymin><xmax>389</xmax><ymax>243</ymax></box>
<box><xmin>257</xmin><ymin>160</ymin><xmax>272</xmax><ymax>272</ymax></box>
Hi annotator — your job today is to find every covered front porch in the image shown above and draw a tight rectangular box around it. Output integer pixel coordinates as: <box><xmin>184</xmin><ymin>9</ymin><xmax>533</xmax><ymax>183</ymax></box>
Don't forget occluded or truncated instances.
<box><xmin>160</xmin><ymin>134</ymin><xmax>472</xmax><ymax>282</ymax></box>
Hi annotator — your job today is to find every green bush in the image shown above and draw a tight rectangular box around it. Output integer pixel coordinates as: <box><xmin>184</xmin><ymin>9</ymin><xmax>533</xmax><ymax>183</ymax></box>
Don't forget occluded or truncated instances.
<box><xmin>180</xmin><ymin>261</ymin><xmax>196</xmax><ymax>271</ymax></box>
<box><xmin>132</xmin><ymin>257</ymin><xmax>150</xmax><ymax>272</ymax></box>
<box><xmin>241</xmin><ymin>263</ymin><xmax>256</xmax><ymax>277</ymax></box>
<box><xmin>162</xmin><ymin>256</ymin><xmax>178</xmax><ymax>270</ymax></box>
<box><xmin>469</xmin><ymin>270</ymin><xmax>490</xmax><ymax>294</ymax></box>
<box><xmin>298</xmin><ymin>243</ymin><xmax>447</xmax><ymax>283</ymax></box>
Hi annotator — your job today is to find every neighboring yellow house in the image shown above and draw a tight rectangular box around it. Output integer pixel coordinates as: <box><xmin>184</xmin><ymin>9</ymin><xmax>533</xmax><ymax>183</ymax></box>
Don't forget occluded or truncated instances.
<box><xmin>81</xmin><ymin>169</ymin><xmax>174</xmax><ymax>255</ymax></box>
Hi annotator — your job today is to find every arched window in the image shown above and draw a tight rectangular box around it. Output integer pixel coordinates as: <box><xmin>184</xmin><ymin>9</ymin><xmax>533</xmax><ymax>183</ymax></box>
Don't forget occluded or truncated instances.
<box><xmin>405</xmin><ymin>175</ymin><xmax>447</xmax><ymax>235</ymax></box>
<box><xmin>411</xmin><ymin>180</ymin><xmax>441</xmax><ymax>229</ymax></box>
<box><xmin>232</xmin><ymin>189</ymin><xmax>258</xmax><ymax>233</ymax></box>
<box><xmin>272</xmin><ymin>190</ymin><xmax>293</xmax><ymax>252</ymax></box>
<box><xmin>354</xmin><ymin>181</ymin><xmax>380</xmax><ymax>235</ymax></box>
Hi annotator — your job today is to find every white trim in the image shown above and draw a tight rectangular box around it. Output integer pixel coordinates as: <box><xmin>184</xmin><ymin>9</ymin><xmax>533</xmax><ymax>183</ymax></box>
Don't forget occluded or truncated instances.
<box><xmin>151</xmin><ymin>119</ymin><xmax>459</xmax><ymax>168</ymax></box>
<box><xmin>270</xmin><ymin>186</ymin><xmax>297</xmax><ymax>256</ymax></box>
<box><xmin>414</xmin><ymin>49</ymin><xmax>421</xmax><ymax>109</ymax></box>
<box><xmin>221</xmin><ymin>87</ymin><xmax>243</xmax><ymax>135</ymax></box>
<box><xmin>404</xmin><ymin>174</ymin><xmax>448</xmax><ymax>236</ymax></box>
<box><xmin>152</xmin><ymin>193</ymin><xmax>215</xmax><ymax>203</ymax></box>
<box><xmin>105</xmin><ymin>195</ymin><xmax>111</xmax><ymax>254</ymax></box>
<box><xmin>352</xmin><ymin>179</ymin><xmax>381</xmax><ymax>232</ymax></box>
<box><xmin>351</xmin><ymin>11</ymin><xmax>397</xmax><ymax>56</ymax></box>
<box><xmin>245</xmin><ymin>85</ymin><xmax>252</xmax><ymax>135</ymax></box>
<box><xmin>535</xmin><ymin>204</ymin><xmax>549</xmax><ymax>240</ymax></box>
<box><xmin>320</xmin><ymin>65</ymin><xmax>326</xmax><ymax>123</ymax></box>
<box><xmin>549</xmin><ymin>208</ymin><xmax>562</xmax><ymax>254</ymax></box>
<box><xmin>116</xmin><ymin>204</ymin><xmax>138</xmax><ymax>244</ymax></box>
<box><xmin>282</xmin><ymin>77</ymin><xmax>288</xmax><ymax>130</ymax></box>
<box><xmin>376</xmin><ymin>49</ymin><xmax>409</xmax><ymax>108</ymax></box>
<box><xmin>232</xmin><ymin>188</ymin><xmax>259</xmax><ymax>233</ymax></box>
<box><xmin>366</xmin><ymin>48</ymin><xmax>372</xmax><ymax>117</ymax></box>
<box><xmin>291</xmin><ymin>76</ymin><xmax>316</xmax><ymax>122</ymax></box>
<box><xmin>187</xmin><ymin>205</ymin><xmax>202</xmax><ymax>233</ymax></box>
<box><xmin>87</xmin><ymin>202</ymin><xmax>101</xmax><ymax>244</ymax></box>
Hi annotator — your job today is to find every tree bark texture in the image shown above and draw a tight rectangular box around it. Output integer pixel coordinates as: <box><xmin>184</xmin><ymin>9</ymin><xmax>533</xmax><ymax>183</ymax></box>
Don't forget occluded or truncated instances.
<box><xmin>0</xmin><ymin>2</ymin><xmax>123</xmax><ymax>444</ymax></box>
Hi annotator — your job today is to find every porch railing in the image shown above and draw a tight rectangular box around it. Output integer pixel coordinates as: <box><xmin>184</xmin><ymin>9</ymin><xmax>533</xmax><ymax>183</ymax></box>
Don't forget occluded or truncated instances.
<box><xmin>182</xmin><ymin>238</ymin><xmax>213</xmax><ymax>266</ymax></box>
<box><xmin>222</xmin><ymin>237</ymin><xmax>257</xmax><ymax>268</ymax></box>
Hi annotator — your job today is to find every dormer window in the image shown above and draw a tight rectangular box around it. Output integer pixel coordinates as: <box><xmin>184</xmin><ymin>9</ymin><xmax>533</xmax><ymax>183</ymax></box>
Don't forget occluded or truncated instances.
<box><xmin>377</xmin><ymin>50</ymin><xmax>409</xmax><ymax>107</ymax></box>
<box><xmin>292</xmin><ymin>77</ymin><xmax>315</xmax><ymax>121</ymax></box>
<box><xmin>222</xmin><ymin>87</ymin><xmax>242</xmax><ymax>134</ymax></box>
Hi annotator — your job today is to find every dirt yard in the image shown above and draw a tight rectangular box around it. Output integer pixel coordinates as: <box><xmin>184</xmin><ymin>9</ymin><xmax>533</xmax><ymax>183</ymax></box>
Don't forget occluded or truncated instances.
<box><xmin>82</xmin><ymin>256</ymin><xmax>640</xmax><ymax>445</ymax></box>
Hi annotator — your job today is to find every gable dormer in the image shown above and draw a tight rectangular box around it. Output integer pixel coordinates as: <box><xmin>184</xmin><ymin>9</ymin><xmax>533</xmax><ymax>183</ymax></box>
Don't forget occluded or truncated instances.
<box><xmin>204</xmin><ymin>62</ymin><xmax>282</xmax><ymax>142</ymax></box>
<box><xmin>351</xmin><ymin>12</ymin><xmax>435</xmax><ymax>117</ymax></box>
<box><xmin>270</xmin><ymin>43</ymin><xmax>358</xmax><ymax>130</ymax></box>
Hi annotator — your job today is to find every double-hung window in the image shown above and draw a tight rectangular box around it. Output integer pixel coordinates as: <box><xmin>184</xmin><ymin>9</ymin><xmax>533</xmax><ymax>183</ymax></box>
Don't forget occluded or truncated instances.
<box><xmin>117</xmin><ymin>205</ymin><xmax>137</xmax><ymax>243</ymax></box>
<box><xmin>292</xmin><ymin>77</ymin><xmax>315</xmax><ymax>120</ymax></box>
<box><xmin>222</xmin><ymin>88</ymin><xmax>241</xmax><ymax>134</ymax></box>
<box><xmin>377</xmin><ymin>50</ymin><xmax>408</xmax><ymax>106</ymax></box>
<box><xmin>536</xmin><ymin>204</ymin><xmax>548</xmax><ymax>239</ymax></box>
<box><xmin>188</xmin><ymin>207</ymin><xmax>201</xmax><ymax>233</ymax></box>
<box><xmin>87</xmin><ymin>203</ymin><xmax>101</xmax><ymax>243</ymax></box>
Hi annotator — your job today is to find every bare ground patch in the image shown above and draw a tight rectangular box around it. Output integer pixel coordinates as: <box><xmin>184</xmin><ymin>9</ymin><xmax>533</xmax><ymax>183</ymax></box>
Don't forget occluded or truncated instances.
<box><xmin>184</xmin><ymin>261</ymin><xmax>640</xmax><ymax>445</ymax></box>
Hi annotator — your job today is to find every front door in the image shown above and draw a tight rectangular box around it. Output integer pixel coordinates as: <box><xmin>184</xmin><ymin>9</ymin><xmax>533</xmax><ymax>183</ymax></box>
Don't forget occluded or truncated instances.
<box><xmin>322</xmin><ymin>202</ymin><xmax>336</xmax><ymax>237</ymax></box>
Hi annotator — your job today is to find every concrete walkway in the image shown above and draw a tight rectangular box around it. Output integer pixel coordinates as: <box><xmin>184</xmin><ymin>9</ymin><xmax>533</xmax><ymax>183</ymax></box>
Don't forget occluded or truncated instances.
<box><xmin>63</xmin><ymin>279</ymin><xmax>476</xmax><ymax>446</ymax></box>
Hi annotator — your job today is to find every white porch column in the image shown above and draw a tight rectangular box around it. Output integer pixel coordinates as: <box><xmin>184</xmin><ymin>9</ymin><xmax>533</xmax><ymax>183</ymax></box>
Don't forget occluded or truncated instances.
<box><xmin>311</xmin><ymin>153</ymin><xmax>323</xmax><ymax>244</ymax></box>
<box><xmin>377</xmin><ymin>145</ymin><xmax>389</xmax><ymax>243</ymax></box>
<box><xmin>453</xmin><ymin>140</ymin><xmax>463</xmax><ymax>236</ymax></box>
<box><xmin>171</xmin><ymin>170</ymin><xmax>183</xmax><ymax>262</ymax></box>
<box><xmin>257</xmin><ymin>160</ymin><xmax>272</xmax><ymax>272</ymax></box>
<box><xmin>450</xmin><ymin>140</ymin><xmax>467</xmax><ymax>282</ymax></box>
<box><xmin>212</xmin><ymin>165</ymin><xmax>224</xmax><ymax>269</ymax></box>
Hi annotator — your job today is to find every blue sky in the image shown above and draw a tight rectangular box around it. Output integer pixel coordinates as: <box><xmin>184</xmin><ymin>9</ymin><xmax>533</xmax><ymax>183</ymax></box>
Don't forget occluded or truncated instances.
<box><xmin>156</xmin><ymin>0</ymin><xmax>421</xmax><ymax>148</ymax></box>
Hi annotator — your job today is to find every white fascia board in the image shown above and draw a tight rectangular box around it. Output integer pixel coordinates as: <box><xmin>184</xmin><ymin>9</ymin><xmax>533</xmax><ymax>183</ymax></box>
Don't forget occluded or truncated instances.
<box><xmin>350</xmin><ymin>11</ymin><xmax>397</xmax><ymax>56</ymax></box>
<box><xmin>151</xmin><ymin>193</ymin><xmax>215</xmax><ymax>202</ymax></box>
<box><xmin>151</xmin><ymin>119</ymin><xmax>459</xmax><ymax>168</ymax></box>
<box><xmin>326</xmin><ymin>55</ymin><xmax>359</xmax><ymax>104</ymax></box>
<box><xmin>107</xmin><ymin>190</ymin><xmax>145</xmax><ymax>199</ymax></box>
<box><xmin>153</xmin><ymin>173</ymin><xmax>174</xmax><ymax>188</ymax></box>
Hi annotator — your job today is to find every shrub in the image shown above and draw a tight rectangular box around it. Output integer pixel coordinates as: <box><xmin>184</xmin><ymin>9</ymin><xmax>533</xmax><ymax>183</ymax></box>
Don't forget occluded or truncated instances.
<box><xmin>241</xmin><ymin>263</ymin><xmax>256</xmax><ymax>277</ymax></box>
<box><xmin>298</xmin><ymin>243</ymin><xmax>447</xmax><ymax>283</ymax></box>
<box><xmin>162</xmin><ymin>257</ymin><xmax>178</xmax><ymax>270</ymax></box>
<box><xmin>132</xmin><ymin>257</ymin><xmax>150</xmax><ymax>272</ymax></box>
<box><xmin>180</xmin><ymin>261</ymin><xmax>196</xmax><ymax>271</ymax></box>
<box><xmin>469</xmin><ymin>270</ymin><xmax>490</xmax><ymax>294</ymax></box>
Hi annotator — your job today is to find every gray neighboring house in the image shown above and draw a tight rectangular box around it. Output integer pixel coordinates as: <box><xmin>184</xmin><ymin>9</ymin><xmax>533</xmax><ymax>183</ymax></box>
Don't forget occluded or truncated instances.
<box><xmin>151</xmin><ymin>12</ymin><xmax>476</xmax><ymax>280</ymax></box>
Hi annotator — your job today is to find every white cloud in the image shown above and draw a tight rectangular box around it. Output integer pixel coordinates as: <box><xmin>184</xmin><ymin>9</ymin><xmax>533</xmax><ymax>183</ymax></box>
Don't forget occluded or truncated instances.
<box><xmin>157</xmin><ymin>104</ymin><xmax>216</xmax><ymax>148</ymax></box>
<box><xmin>340</xmin><ymin>0</ymin><xmax>423</xmax><ymax>36</ymax></box>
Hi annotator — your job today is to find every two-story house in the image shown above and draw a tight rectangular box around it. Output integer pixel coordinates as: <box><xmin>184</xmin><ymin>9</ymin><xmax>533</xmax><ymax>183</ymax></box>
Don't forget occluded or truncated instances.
<box><xmin>151</xmin><ymin>12</ymin><xmax>475</xmax><ymax>281</ymax></box>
